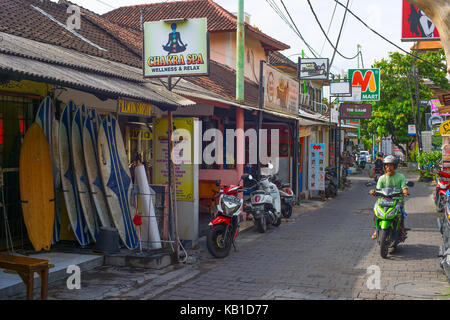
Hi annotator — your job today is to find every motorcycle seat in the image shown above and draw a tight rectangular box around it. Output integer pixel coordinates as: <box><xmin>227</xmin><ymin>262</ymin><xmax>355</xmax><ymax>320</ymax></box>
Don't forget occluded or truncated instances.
<box><xmin>252</xmin><ymin>190</ymin><xmax>270</xmax><ymax>196</ymax></box>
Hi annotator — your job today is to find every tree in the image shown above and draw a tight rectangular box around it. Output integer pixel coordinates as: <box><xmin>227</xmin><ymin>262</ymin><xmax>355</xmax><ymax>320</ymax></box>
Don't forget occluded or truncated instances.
<box><xmin>360</xmin><ymin>49</ymin><xmax>449</xmax><ymax>158</ymax></box>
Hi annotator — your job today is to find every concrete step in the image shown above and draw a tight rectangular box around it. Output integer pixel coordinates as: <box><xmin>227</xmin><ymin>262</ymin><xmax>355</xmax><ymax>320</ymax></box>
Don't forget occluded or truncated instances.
<box><xmin>0</xmin><ymin>251</ymin><xmax>103</xmax><ymax>299</ymax></box>
<box><xmin>104</xmin><ymin>249</ymin><xmax>172</xmax><ymax>270</ymax></box>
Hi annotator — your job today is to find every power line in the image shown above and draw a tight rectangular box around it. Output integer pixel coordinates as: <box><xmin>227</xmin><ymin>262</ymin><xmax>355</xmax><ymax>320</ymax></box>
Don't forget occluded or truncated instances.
<box><xmin>329</xmin><ymin>0</ymin><xmax>350</xmax><ymax>70</ymax></box>
<box><xmin>333</xmin><ymin>0</ymin><xmax>447</xmax><ymax>72</ymax></box>
<box><xmin>306</xmin><ymin>0</ymin><xmax>361</xmax><ymax>61</ymax></box>
<box><xmin>319</xmin><ymin>1</ymin><xmax>338</xmax><ymax>55</ymax></box>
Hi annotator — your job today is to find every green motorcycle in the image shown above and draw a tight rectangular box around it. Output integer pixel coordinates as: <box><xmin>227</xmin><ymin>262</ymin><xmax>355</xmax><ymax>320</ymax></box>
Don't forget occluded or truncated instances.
<box><xmin>373</xmin><ymin>184</ymin><xmax>413</xmax><ymax>258</ymax></box>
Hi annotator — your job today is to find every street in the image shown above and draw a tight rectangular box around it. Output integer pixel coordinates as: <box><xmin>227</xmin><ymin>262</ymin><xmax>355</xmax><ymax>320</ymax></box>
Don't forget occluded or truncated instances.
<box><xmin>44</xmin><ymin>170</ymin><xmax>450</xmax><ymax>300</ymax></box>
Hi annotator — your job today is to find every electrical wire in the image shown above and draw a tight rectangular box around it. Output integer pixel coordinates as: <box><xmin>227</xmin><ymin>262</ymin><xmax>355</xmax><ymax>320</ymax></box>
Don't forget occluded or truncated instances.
<box><xmin>320</xmin><ymin>1</ymin><xmax>338</xmax><ymax>55</ymax></box>
<box><xmin>329</xmin><ymin>0</ymin><xmax>350</xmax><ymax>69</ymax></box>
<box><xmin>332</xmin><ymin>0</ymin><xmax>447</xmax><ymax>72</ymax></box>
<box><xmin>306</xmin><ymin>0</ymin><xmax>361</xmax><ymax>61</ymax></box>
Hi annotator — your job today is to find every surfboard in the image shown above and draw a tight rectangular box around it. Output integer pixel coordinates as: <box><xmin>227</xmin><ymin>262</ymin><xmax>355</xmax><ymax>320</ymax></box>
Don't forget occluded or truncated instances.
<box><xmin>59</xmin><ymin>102</ymin><xmax>90</xmax><ymax>246</ymax></box>
<box><xmin>83</xmin><ymin>109</ymin><xmax>113</xmax><ymax>228</ymax></box>
<box><xmin>19</xmin><ymin>123</ymin><xmax>54</xmax><ymax>251</ymax></box>
<box><xmin>35</xmin><ymin>96</ymin><xmax>60</xmax><ymax>244</ymax></box>
<box><xmin>72</xmin><ymin>105</ymin><xmax>100</xmax><ymax>241</ymax></box>
<box><xmin>98</xmin><ymin>115</ymin><xmax>138</xmax><ymax>250</ymax></box>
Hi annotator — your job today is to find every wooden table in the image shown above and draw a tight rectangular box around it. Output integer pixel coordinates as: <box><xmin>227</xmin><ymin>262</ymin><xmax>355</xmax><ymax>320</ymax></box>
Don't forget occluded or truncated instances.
<box><xmin>0</xmin><ymin>253</ymin><xmax>50</xmax><ymax>300</ymax></box>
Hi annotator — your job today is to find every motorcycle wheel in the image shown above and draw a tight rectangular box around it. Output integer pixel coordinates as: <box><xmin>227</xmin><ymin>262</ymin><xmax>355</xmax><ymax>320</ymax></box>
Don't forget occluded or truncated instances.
<box><xmin>206</xmin><ymin>224</ymin><xmax>232</xmax><ymax>258</ymax></box>
<box><xmin>282</xmin><ymin>206</ymin><xmax>293</xmax><ymax>219</ymax></box>
<box><xmin>256</xmin><ymin>215</ymin><xmax>267</xmax><ymax>233</ymax></box>
<box><xmin>437</xmin><ymin>194</ymin><xmax>446</xmax><ymax>212</ymax></box>
<box><xmin>272</xmin><ymin>216</ymin><xmax>282</xmax><ymax>227</ymax></box>
<box><xmin>379</xmin><ymin>229</ymin><xmax>389</xmax><ymax>259</ymax></box>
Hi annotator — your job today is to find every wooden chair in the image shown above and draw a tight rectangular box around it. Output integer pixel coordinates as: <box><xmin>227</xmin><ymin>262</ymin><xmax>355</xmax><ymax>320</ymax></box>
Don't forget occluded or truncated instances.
<box><xmin>0</xmin><ymin>253</ymin><xmax>51</xmax><ymax>300</ymax></box>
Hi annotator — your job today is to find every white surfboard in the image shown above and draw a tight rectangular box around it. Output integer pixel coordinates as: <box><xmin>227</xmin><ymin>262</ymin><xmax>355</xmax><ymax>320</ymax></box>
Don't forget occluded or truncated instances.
<box><xmin>135</xmin><ymin>164</ymin><xmax>161</xmax><ymax>250</ymax></box>
<box><xmin>82</xmin><ymin>109</ymin><xmax>113</xmax><ymax>228</ymax></box>
<box><xmin>72</xmin><ymin>105</ymin><xmax>100</xmax><ymax>241</ymax></box>
<box><xmin>98</xmin><ymin>115</ymin><xmax>138</xmax><ymax>250</ymax></box>
<box><xmin>59</xmin><ymin>102</ymin><xmax>90</xmax><ymax>246</ymax></box>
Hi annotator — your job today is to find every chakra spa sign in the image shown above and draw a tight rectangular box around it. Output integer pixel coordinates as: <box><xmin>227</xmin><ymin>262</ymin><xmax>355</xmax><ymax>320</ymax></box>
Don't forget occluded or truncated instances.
<box><xmin>143</xmin><ymin>18</ymin><xmax>209</xmax><ymax>78</ymax></box>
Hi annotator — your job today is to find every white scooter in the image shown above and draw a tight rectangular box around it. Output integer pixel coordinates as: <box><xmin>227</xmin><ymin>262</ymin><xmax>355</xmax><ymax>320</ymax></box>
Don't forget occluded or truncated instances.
<box><xmin>248</xmin><ymin>163</ymin><xmax>282</xmax><ymax>233</ymax></box>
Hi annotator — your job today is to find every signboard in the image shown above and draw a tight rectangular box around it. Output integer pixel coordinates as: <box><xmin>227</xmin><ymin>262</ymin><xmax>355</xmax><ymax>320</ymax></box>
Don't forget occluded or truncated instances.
<box><xmin>298</xmin><ymin>58</ymin><xmax>329</xmax><ymax>80</ymax></box>
<box><xmin>117</xmin><ymin>99</ymin><xmax>152</xmax><ymax>118</ymax></box>
<box><xmin>329</xmin><ymin>81</ymin><xmax>351</xmax><ymax>97</ymax></box>
<box><xmin>401</xmin><ymin>0</ymin><xmax>440</xmax><ymax>41</ymax></box>
<box><xmin>143</xmin><ymin>18</ymin><xmax>209</xmax><ymax>78</ymax></box>
<box><xmin>299</xmin><ymin>126</ymin><xmax>312</xmax><ymax>138</ymax></box>
<box><xmin>263</xmin><ymin>63</ymin><xmax>299</xmax><ymax>115</ymax></box>
<box><xmin>426</xmin><ymin>113</ymin><xmax>445</xmax><ymax>131</ymax></box>
<box><xmin>440</xmin><ymin>120</ymin><xmax>450</xmax><ymax>136</ymax></box>
<box><xmin>408</xmin><ymin>124</ymin><xmax>416</xmax><ymax>136</ymax></box>
<box><xmin>339</xmin><ymin>86</ymin><xmax>362</xmax><ymax>102</ymax></box>
<box><xmin>153</xmin><ymin>118</ymin><xmax>195</xmax><ymax>201</ymax></box>
<box><xmin>348</xmin><ymin>69</ymin><xmax>380</xmax><ymax>101</ymax></box>
<box><xmin>309</xmin><ymin>144</ymin><xmax>325</xmax><ymax>191</ymax></box>
<box><xmin>443</xmin><ymin>145</ymin><xmax>450</xmax><ymax>162</ymax></box>
<box><xmin>340</xmin><ymin>103</ymin><xmax>372</xmax><ymax>119</ymax></box>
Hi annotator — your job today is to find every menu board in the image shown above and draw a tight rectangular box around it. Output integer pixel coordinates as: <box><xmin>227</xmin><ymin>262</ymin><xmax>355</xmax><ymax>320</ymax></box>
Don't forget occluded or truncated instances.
<box><xmin>309</xmin><ymin>144</ymin><xmax>325</xmax><ymax>191</ymax></box>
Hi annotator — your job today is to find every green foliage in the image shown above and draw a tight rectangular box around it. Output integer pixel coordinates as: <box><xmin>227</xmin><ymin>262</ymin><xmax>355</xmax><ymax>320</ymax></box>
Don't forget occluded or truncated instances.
<box><xmin>417</xmin><ymin>150</ymin><xmax>441</xmax><ymax>179</ymax></box>
<box><xmin>360</xmin><ymin>49</ymin><xmax>449</xmax><ymax>157</ymax></box>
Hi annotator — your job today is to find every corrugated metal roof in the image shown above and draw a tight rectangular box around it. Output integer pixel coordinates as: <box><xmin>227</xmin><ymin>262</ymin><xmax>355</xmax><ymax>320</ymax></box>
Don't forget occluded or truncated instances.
<box><xmin>0</xmin><ymin>52</ymin><xmax>194</xmax><ymax>109</ymax></box>
<box><xmin>0</xmin><ymin>32</ymin><xmax>195</xmax><ymax>109</ymax></box>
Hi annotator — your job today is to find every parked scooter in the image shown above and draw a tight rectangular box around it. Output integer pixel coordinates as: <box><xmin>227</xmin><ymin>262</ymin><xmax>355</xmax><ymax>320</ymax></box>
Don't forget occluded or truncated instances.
<box><xmin>434</xmin><ymin>171</ymin><xmax>450</xmax><ymax>212</ymax></box>
<box><xmin>437</xmin><ymin>190</ymin><xmax>450</xmax><ymax>281</ymax></box>
<box><xmin>207</xmin><ymin>174</ymin><xmax>249</xmax><ymax>258</ymax></box>
<box><xmin>248</xmin><ymin>163</ymin><xmax>282</xmax><ymax>233</ymax></box>
<box><xmin>371</xmin><ymin>183</ymin><xmax>414</xmax><ymax>258</ymax></box>
<box><xmin>270</xmin><ymin>175</ymin><xmax>295</xmax><ymax>218</ymax></box>
<box><xmin>325</xmin><ymin>166</ymin><xmax>338</xmax><ymax>197</ymax></box>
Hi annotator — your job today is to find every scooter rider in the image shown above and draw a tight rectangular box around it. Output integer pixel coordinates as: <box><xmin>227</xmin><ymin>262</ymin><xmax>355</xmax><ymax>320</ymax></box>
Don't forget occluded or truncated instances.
<box><xmin>374</xmin><ymin>152</ymin><xmax>384</xmax><ymax>171</ymax></box>
<box><xmin>369</xmin><ymin>155</ymin><xmax>409</xmax><ymax>241</ymax></box>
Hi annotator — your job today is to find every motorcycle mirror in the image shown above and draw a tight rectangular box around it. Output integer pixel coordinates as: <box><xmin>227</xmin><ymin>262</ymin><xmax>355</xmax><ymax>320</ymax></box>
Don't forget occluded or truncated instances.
<box><xmin>268</xmin><ymin>162</ymin><xmax>274</xmax><ymax>170</ymax></box>
<box><xmin>215</xmin><ymin>180</ymin><xmax>221</xmax><ymax>186</ymax></box>
<box><xmin>241</xmin><ymin>174</ymin><xmax>251</xmax><ymax>181</ymax></box>
<box><xmin>406</xmin><ymin>181</ymin><xmax>414</xmax><ymax>187</ymax></box>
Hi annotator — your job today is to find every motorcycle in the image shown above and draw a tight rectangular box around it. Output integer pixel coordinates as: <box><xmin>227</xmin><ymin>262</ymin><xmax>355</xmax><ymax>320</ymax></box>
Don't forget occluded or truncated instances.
<box><xmin>372</xmin><ymin>183</ymin><xmax>414</xmax><ymax>258</ymax></box>
<box><xmin>437</xmin><ymin>190</ymin><xmax>450</xmax><ymax>281</ymax></box>
<box><xmin>207</xmin><ymin>174</ymin><xmax>248</xmax><ymax>258</ymax></box>
<box><xmin>434</xmin><ymin>171</ymin><xmax>450</xmax><ymax>212</ymax></box>
<box><xmin>270</xmin><ymin>175</ymin><xmax>296</xmax><ymax>219</ymax></box>
<box><xmin>374</xmin><ymin>167</ymin><xmax>383</xmax><ymax>183</ymax></box>
<box><xmin>324</xmin><ymin>166</ymin><xmax>338</xmax><ymax>197</ymax></box>
<box><xmin>248</xmin><ymin>164</ymin><xmax>282</xmax><ymax>233</ymax></box>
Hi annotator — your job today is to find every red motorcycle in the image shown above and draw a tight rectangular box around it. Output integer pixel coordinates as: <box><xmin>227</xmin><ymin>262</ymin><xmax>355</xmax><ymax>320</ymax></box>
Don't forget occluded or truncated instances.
<box><xmin>207</xmin><ymin>174</ymin><xmax>249</xmax><ymax>258</ymax></box>
<box><xmin>434</xmin><ymin>171</ymin><xmax>450</xmax><ymax>212</ymax></box>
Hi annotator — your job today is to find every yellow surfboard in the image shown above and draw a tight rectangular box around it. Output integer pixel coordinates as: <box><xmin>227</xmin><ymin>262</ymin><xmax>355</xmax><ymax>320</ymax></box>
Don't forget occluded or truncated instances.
<box><xmin>19</xmin><ymin>123</ymin><xmax>54</xmax><ymax>251</ymax></box>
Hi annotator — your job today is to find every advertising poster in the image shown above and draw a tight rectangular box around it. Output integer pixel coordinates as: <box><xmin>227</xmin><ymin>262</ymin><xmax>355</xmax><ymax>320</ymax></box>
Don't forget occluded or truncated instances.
<box><xmin>263</xmin><ymin>63</ymin><xmax>299</xmax><ymax>115</ymax></box>
<box><xmin>309</xmin><ymin>144</ymin><xmax>325</xmax><ymax>191</ymax></box>
<box><xmin>298</xmin><ymin>58</ymin><xmax>329</xmax><ymax>80</ymax></box>
<box><xmin>401</xmin><ymin>0</ymin><xmax>440</xmax><ymax>41</ymax></box>
<box><xmin>143</xmin><ymin>18</ymin><xmax>209</xmax><ymax>78</ymax></box>
<box><xmin>153</xmin><ymin>118</ymin><xmax>195</xmax><ymax>201</ymax></box>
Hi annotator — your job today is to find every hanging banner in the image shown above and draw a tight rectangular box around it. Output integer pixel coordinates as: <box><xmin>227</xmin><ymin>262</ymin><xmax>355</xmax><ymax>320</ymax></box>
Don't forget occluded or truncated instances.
<box><xmin>263</xmin><ymin>62</ymin><xmax>299</xmax><ymax>115</ymax></box>
<box><xmin>401</xmin><ymin>0</ymin><xmax>440</xmax><ymax>41</ymax></box>
<box><xmin>143</xmin><ymin>18</ymin><xmax>209</xmax><ymax>78</ymax></box>
<box><xmin>348</xmin><ymin>69</ymin><xmax>380</xmax><ymax>101</ymax></box>
<box><xmin>309</xmin><ymin>144</ymin><xmax>325</xmax><ymax>191</ymax></box>
<box><xmin>298</xmin><ymin>58</ymin><xmax>329</xmax><ymax>80</ymax></box>
<box><xmin>153</xmin><ymin>118</ymin><xmax>195</xmax><ymax>201</ymax></box>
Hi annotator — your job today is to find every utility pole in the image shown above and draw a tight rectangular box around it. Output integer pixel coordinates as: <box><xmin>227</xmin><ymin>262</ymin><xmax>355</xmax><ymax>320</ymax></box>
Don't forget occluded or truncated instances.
<box><xmin>236</xmin><ymin>0</ymin><xmax>245</xmax><ymax>101</ymax></box>
<box><xmin>412</xmin><ymin>60</ymin><xmax>423</xmax><ymax>154</ymax></box>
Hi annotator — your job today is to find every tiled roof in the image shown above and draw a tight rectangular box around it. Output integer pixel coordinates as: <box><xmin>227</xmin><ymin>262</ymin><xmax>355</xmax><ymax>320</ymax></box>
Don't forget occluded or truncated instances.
<box><xmin>102</xmin><ymin>0</ymin><xmax>289</xmax><ymax>51</ymax></box>
<box><xmin>0</xmin><ymin>0</ymin><xmax>142</xmax><ymax>67</ymax></box>
<box><xmin>187</xmin><ymin>60</ymin><xmax>259</xmax><ymax>107</ymax></box>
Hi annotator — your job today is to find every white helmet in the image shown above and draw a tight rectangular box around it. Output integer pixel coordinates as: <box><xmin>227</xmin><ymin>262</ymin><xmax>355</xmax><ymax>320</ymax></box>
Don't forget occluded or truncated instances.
<box><xmin>383</xmin><ymin>155</ymin><xmax>398</xmax><ymax>168</ymax></box>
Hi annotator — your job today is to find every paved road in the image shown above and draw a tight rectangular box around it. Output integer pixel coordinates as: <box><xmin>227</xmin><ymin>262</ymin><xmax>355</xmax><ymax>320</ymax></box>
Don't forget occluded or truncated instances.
<box><xmin>45</xmin><ymin>170</ymin><xmax>450</xmax><ymax>300</ymax></box>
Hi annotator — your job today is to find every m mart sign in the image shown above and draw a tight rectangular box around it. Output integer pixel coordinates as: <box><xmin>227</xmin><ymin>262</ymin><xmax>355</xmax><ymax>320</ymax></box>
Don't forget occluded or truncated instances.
<box><xmin>348</xmin><ymin>69</ymin><xmax>380</xmax><ymax>101</ymax></box>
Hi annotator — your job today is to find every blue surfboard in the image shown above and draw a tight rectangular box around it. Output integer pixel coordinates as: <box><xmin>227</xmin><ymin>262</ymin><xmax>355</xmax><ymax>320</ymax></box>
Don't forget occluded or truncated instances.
<box><xmin>83</xmin><ymin>109</ymin><xmax>113</xmax><ymax>228</ymax></box>
<box><xmin>59</xmin><ymin>102</ymin><xmax>90</xmax><ymax>246</ymax></box>
<box><xmin>72</xmin><ymin>106</ymin><xmax>100</xmax><ymax>241</ymax></box>
<box><xmin>35</xmin><ymin>96</ymin><xmax>60</xmax><ymax>244</ymax></box>
<box><xmin>98</xmin><ymin>115</ymin><xmax>138</xmax><ymax>250</ymax></box>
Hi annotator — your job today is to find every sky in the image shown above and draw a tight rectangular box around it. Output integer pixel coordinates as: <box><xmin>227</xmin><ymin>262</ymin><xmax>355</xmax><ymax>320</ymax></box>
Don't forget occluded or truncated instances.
<box><xmin>63</xmin><ymin>0</ymin><xmax>415</xmax><ymax>78</ymax></box>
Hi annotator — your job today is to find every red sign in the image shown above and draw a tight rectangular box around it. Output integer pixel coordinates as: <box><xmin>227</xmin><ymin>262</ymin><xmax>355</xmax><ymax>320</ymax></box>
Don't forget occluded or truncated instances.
<box><xmin>401</xmin><ymin>0</ymin><xmax>439</xmax><ymax>41</ymax></box>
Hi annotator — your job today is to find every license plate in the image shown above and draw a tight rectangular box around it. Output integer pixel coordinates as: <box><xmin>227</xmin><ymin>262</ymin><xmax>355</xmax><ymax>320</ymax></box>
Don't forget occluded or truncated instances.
<box><xmin>380</xmin><ymin>198</ymin><xmax>395</xmax><ymax>207</ymax></box>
